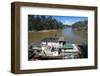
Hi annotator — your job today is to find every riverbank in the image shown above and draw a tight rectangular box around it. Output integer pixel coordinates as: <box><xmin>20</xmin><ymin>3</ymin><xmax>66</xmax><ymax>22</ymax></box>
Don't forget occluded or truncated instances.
<box><xmin>28</xmin><ymin>30</ymin><xmax>59</xmax><ymax>44</ymax></box>
<box><xmin>29</xmin><ymin>29</ymin><xmax>58</xmax><ymax>32</ymax></box>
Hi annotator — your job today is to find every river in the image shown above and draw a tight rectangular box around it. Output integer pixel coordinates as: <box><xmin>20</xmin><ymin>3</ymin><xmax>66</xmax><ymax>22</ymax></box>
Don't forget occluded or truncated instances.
<box><xmin>28</xmin><ymin>27</ymin><xmax>87</xmax><ymax>45</ymax></box>
<box><xmin>58</xmin><ymin>27</ymin><xmax>87</xmax><ymax>44</ymax></box>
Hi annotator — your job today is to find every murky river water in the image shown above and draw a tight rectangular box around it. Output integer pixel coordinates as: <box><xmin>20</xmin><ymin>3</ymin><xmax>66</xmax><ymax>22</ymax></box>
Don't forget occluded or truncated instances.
<box><xmin>28</xmin><ymin>27</ymin><xmax>87</xmax><ymax>45</ymax></box>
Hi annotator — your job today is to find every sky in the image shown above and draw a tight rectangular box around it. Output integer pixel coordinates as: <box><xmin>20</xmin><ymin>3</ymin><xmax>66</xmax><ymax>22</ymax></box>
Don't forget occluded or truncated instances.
<box><xmin>52</xmin><ymin>16</ymin><xmax>88</xmax><ymax>25</ymax></box>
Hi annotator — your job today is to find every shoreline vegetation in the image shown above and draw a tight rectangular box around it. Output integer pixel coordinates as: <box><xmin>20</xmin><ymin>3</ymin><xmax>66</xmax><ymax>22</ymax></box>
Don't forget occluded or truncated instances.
<box><xmin>28</xmin><ymin>15</ymin><xmax>88</xmax><ymax>32</ymax></box>
<box><xmin>72</xmin><ymin>20</ymin><xmax>88</xmax><ymax>31</ymax></box>
<box><xmin>28</xmin><ymin>15</ymin><xmax>64</xmax><ymax>31</ymax></box>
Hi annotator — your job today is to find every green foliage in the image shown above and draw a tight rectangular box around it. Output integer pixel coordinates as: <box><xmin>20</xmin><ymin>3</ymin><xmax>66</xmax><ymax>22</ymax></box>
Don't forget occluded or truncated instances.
<box><xmin>28</xmin><ymin>15</ymin><xmax>64</xmax><ymax>31</ymax></box>
<box><xmin>72</xmin><ymin>20</ymin><xmax>88</xmax><ymax>31</ymax></box>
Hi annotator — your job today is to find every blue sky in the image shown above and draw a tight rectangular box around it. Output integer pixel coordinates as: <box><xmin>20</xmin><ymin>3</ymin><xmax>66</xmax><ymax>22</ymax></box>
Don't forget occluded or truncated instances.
<box><xmin>52</xmin><ymin>16</ymin><xmax>88</xmax><ymax>25</ymax></box>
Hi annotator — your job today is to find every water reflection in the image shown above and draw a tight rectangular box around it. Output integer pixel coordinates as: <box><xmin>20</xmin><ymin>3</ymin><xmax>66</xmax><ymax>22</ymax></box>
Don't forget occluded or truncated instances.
<box><xmin>58</xmin><ymin>27</ymin><xmax>87</xmax><ymax>44</ymax></box>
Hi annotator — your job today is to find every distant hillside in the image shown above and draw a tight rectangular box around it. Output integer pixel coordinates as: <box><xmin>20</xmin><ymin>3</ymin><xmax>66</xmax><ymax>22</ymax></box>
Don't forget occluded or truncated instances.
<box><xmin>28</xmin><ymin>15</ymin><xmax>64</xmax><ymax>31</ymax></box>
<box><xmin>72</xmin><ymin>20</ymin><xmax>88</xmax><ymax>31</ymax></box>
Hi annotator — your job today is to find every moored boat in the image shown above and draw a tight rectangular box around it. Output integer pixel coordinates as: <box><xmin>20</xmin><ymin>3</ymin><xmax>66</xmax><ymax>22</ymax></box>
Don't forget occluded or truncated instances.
<box><xmin>29</xmin><ymin>37</ymin><xmax>81</xmax><ymax>60</ymax></box>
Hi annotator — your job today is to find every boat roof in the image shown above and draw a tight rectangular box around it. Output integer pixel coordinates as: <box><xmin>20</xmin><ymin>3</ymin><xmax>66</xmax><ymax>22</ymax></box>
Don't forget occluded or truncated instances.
<box><xmin>63</xmin><ymin>43</ymin><xmax>73</xmax><ymax>49</ymax></box>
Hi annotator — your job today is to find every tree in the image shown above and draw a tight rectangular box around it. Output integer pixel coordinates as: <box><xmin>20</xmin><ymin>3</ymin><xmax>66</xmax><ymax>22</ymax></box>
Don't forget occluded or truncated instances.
<box><xmin>28</xmin><ymin>15</ymin><xmax>64</xmax><ymax>31</ymax></box>
<box><xmin>72</xmin><ymin>20</ymin><xmax>88</xmax><ymax>31</ymax></box>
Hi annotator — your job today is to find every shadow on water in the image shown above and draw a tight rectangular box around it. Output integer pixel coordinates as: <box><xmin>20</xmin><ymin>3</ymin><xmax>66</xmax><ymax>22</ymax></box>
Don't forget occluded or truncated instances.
<box><xmin>78</xmin><ymin>44</ymin><xmax>88</xmax><ymax>58</ymax></box>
